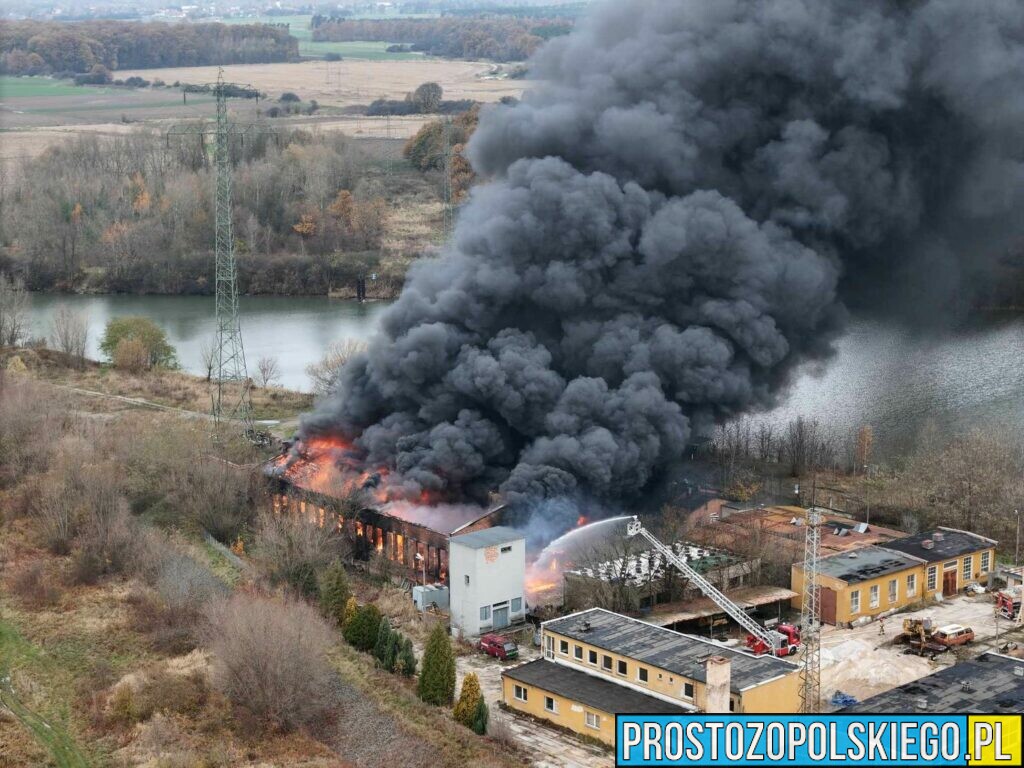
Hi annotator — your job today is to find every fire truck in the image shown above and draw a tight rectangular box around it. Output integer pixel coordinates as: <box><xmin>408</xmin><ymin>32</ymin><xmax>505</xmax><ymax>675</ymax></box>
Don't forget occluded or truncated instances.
<box><xmin>625</xmin><ymin>518</ymin><xmax>802</xmax><ymax>657</ymax></box>
<box><xmin>996</xmin><ymin>586</ymin><xmax>1023</xmax><ymax>622</ymax></box>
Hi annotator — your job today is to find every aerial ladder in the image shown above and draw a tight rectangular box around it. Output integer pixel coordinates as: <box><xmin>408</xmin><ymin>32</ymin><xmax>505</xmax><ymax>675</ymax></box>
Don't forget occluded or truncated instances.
<box><xmin>625</xmin><ymin>517</ymin><xmax>801</xmax><ymax>657</ymax></box>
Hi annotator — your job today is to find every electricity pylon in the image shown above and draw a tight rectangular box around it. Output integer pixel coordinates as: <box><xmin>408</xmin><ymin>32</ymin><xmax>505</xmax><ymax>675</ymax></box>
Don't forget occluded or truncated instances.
<box><xmin>167</xmin><ymin>71</ymin><xmax>265</xmax><ymax>438</ymax></box>
<box><xmin>211</xmin><ymin>72</ymin><xmax>253</xmax><ymax>433</ymax></box>
<box><xmin>800</xmin><ymin>506</ymin><xmax>823</xmax><ymax>713</ymax></box>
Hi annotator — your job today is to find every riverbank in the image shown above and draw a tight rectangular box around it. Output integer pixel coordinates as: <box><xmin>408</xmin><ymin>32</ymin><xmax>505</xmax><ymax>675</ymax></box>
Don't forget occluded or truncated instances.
<box><xmin>1</xmin><ymin>346</ymin><xmax>313</xmax><ymax>423</ymax></box>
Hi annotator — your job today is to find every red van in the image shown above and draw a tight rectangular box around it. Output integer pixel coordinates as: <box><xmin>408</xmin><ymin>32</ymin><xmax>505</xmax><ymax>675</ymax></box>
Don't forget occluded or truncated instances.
<box><xmin>479</xmin><ymin>633</ymin><xmax>518</xmax><ymax>660</ymax></box>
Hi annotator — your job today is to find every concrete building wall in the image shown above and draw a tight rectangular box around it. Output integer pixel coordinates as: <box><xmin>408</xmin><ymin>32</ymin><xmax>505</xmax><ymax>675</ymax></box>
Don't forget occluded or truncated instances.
<box><xmin>449</xmin><ymin>535</ymin><xmax>526</xmax><ymax>637</ymax></box>
<box><xmin>540</xmin><ymin>626</ymin><xmax>798</xmax><ymax>713</ymax></box>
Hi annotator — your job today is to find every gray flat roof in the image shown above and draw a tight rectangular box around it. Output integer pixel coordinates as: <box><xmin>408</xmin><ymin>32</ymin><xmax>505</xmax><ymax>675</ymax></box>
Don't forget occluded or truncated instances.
<box><xmin>841</xmin><ymin>653</ymin><xmax>1024</xmax><ymax>713</ymax></box>
<box><xmin>882</xmin><ymin>527</ymin><xmax>996</xmax><ymax>562</ymax></box>
<box><xmin>812</xmin><ymin>546</ymin><xmax>922</xmax><ymax>585</ymax></box>
<box><xmin>503</xmin><ymin>659</ymin><xmax>689</xmax><ymax>715</ymax></box>
<box><xmin>450</xmin><ymin>526</ymin><xmax>523</xmax><ymax>549</ymax></box>
<box><xmin>544</xmin><ymin>608</ymin><xmax>796</xmax><ymax>692</ymax></box>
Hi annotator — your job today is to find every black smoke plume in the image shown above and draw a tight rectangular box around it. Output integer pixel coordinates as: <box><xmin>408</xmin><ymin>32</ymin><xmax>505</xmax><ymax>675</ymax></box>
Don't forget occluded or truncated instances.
<box><xmin>302</xmin><ymin>0</ymin><xmax>1024</xmax><ymax>505</ymax></box>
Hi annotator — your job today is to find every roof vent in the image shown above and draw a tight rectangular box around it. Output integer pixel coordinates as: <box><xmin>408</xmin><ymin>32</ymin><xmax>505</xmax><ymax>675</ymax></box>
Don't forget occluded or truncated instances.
<box><xmin>933</xmin><ymin>532</ymin><xmax>945</xmax><ymax>541</ymax></box>
<box><xmin>922</xmin><ymin>540</ymin><xmax>934</xmax><ymax>550</ymax></box>
<box><xmin>915</xmin><ymin>697</ymin><xmax>928</xmax><ymax>710</ymax></box>
<box><xmin>961</xmin><ymin>681</ymin><xmax>972</xmax><ymax>692</ymax></box>
<box><xmin>1015</xmin><ymin>667</ymin><xmax>1024</xmax><ymax>678</ymax></box>
<box><xmin>581</xmin><ymin>620</ymin><xmax>592</xmax><ymax>632</ymax></box>
<box><xmin>848</xmin><ymin>552</ymin><xmax>859</xmax><ymax>559</ymax></box>
<box><xmin>856</xmin><ymin>523</ymin><xmax>870</xmax><ymax>534</ymax></box>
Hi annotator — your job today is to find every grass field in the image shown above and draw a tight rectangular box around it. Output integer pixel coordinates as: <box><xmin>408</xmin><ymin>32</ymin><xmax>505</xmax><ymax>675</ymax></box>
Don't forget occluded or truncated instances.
<box><xmin>0</xmin><ymin>76</ymin><xmax>92</xmax><ymax>99</ymax></box>
<box><xmin>220</xmin><ymin>14</ymin><xmax>426</xmax><ymax>60</ymax></box>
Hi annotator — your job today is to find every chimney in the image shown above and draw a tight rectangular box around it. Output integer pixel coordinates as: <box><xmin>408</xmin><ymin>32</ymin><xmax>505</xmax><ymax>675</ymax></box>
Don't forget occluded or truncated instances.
<box><xmin>704</xmin><ymin>656</ymin><xmax>731</xmax><ymax>714</ymax></box>
<box><xmin>933</xmin><ymin>531</ymin><xmax>944</xmax><ymax>541</ymax></box>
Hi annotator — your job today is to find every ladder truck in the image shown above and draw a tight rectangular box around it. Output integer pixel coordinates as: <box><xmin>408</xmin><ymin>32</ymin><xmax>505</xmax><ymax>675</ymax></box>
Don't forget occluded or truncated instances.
<box><xmin>625</xmin><ymin>517</ymin><xmax>802</xmax><ymax>657</ymax></box>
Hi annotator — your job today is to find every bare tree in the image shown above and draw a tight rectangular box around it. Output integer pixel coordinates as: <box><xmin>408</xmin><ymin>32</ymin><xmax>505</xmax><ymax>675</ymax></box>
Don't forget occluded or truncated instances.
<box><xmin>305</xmin><ymin>338</ymin><xmax>368</xmax><ymax>396</ymax></box>
<box><xmin>198</xmin><ymin>336</ymin><xmax>215</xmax><ymax>382</ymax></box>
<box><xmin>203</xmin><ymin>593</ymin><xmax>337</xmax><ymax>732</ymax></box>
<box><xmin>0</xmin><ymin>273</ymin><xmax>30</xmax><ymax>347</ymax></box>
<box><xmin>50</xmin><ymin>303</ymin><xmax>89</xmax><ymax>366</ymax></box>
<box><xmin>256</xmin><ymin>355</ymin><xmax>281</xmax><ymax>388</ymax></box>
<box><xmin>254</xmin><ymin>509</ymin><xmax>347</xmax><ymax>596</ymax></box>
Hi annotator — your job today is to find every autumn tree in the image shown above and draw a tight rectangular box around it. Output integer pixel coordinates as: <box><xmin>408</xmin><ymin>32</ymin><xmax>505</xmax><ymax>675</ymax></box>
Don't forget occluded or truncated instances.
<box><xmin>99</xmin><ymin>316</ymin><xmax>177</xmax><ymax>369</ymax></box>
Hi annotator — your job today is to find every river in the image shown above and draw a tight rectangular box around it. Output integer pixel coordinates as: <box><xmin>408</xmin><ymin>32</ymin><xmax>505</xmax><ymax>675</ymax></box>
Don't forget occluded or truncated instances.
<box><xmin>26</xmin><ymin>293</ymin><xmax>389</xmax><ymax>392</ymax></box>
<box><xmin>25</xmin><ymin>294</ymin><xmax>1024</xmax><ymax>456</ymax></box>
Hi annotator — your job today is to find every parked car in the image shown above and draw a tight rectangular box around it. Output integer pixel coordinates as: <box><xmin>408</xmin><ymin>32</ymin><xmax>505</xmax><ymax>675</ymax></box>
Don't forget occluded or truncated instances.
<box><xmin>479</xmin><ymin>633</ymin><xmax>518</xmax><ymax>660</ymax></box>
<box><xmin>931</xmin><ymin>624</ymin><xmax>974</xmax><ymax>647</ymax></box>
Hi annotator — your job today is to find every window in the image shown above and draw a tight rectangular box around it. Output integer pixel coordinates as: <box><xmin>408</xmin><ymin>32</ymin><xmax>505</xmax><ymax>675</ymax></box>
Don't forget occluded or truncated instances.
<box><xmin>888</xmin><ymin>578</ymin><xmax>898</xmax><ymax>604</ymax></box>
<box><xmin>602</xmin><ymin>655</ymin><xmax>613</xmax><ymax>671</ymax></box>
<box><xmin>585</xmin><ymin>711</ymin><xmax>600</xmax><ymax>730</ymax></box>
<box><xmin>464</xmin><ymin>575</ymin><xmax>470</xmax><ymax>586</ymax></box>
<box><xmin>511</xmin><ymin>597</ymin><xmax>522</xmax><ymax>613</ymax></box>
<box><xmin>574</xmin><ymin>645</ymin><xmax>583</xmax><ymax>660</ymax></box>
<box><xmin>962</xmin><ymin>556</ymin><xmax>972</xmax><ymax>581</ymax></box>
<box><xmin>850</xmin><ymin>589</ymin><xmax>861</xmax><ymax>615</ymax></box>
<box><xmin>587</xmin><ymin>649</ymin><xmax>598</xmax><ymax>666</ymax></box>
<box><xmin>501</xmin><ymin>545</ymin><xmax>512</xmax><ymax>553</ymax></box>
<box><xmin>683</xmin><ymin>682</ymin><xmax>694</xmax><ymax>699</ymax></box>
<box><xmin>544</xmin><ymin>696</ymin><xmax>557</xmax><ymax>714</ymax></box>
<box><xmin>869</xmin><ymin>584</ymin><xmax>880</xmax><ymax>609</ymax></box>
<box><xmin>480</xmin><ymin>606</ymin><xmax>491</xmax><ymax>621</ymax></box>
<box><xmin>638</xmin><ymin>668</ymin><xmax>649</xmax><ymax>684</ymax></box>
<box><xmin>729</xmin><ymin>699</ymin><xmax>736</xmax><ymax>712</ymax></box>
<box><xmin>617</xmin><ymin>660</ymin><xmax>627</xmax><ymax>676</ymax></box>
<box><xmin>906</xmin><ymin>574</ymin><xmax>917</xmax><ymax>597</ymax></box>
<box><xmin>927</xmin><ymin>565</ymin><xmax>937</xmax><ymax>591</ymax></box>
<box><xmin>981</xmin><ymin>551</ymin><xmax>991</xmax><ymax>572</ymax></box>
<box><xmin>559</xmin><ymin>640</ymin><xmax>569</xmax><ymax>655</ymax></box>
<box><xmin>514</xmin><ymin>685</ymin><xmax>527</xmax><ymax>702</ymax></box>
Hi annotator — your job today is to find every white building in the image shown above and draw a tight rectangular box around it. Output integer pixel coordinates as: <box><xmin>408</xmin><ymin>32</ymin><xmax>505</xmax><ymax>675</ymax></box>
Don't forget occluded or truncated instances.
<box><xmin>449</xmin><ymin>526</ymin><xmax>526</xmax><ymax>638</ymax></box>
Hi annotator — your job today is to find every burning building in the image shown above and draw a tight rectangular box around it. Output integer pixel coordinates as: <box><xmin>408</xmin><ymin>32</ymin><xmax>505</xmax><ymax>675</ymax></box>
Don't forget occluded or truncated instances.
<box><xmin>266</xmin><ymin>437</ymin><xmax>508</xmax><ymax>583</ymax></box>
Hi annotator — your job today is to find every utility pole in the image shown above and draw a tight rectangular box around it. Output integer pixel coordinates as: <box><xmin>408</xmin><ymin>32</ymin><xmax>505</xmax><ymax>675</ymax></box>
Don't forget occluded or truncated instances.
<box><xmin>800</xmin><ymin>506</ymin><xmax>822</xmax><ymax>713</ymax></box>
<box><xmin>442</xmin><ymin>116</ymin><xmax>454</xmax><ymax>239</ymax></box>
<box><xmin>1015</xmin><ymin>509</ymin><xmax>1020</xmax><ymax>566</ymax></box>
<box><xmin>168</xmin><ymin>71</ymin><xmax>266</xmax><ymax>440</ymax></box>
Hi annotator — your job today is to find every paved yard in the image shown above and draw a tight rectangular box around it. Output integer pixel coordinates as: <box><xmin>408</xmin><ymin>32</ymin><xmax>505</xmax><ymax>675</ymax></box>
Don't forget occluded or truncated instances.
<box><xmin>819</xmin><ymin>594</ymin><xmax>1024</xmax><ymax>707</ymax></box>
<box><xmin>455</xmin><ymin>645</ymin><xmax>611</xmax><ymax>767</ymax></box>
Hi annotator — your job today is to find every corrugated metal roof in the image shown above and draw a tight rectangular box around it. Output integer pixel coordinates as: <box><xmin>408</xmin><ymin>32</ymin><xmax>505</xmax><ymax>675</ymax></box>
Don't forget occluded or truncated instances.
<box><xmin>544</xmin><ymin>608</ymin><xmax>796</xmax><ymax>692</ymax></box>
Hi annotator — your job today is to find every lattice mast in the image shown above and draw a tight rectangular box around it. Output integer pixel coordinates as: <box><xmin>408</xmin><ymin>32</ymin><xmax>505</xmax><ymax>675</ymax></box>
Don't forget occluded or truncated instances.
<box><xmin>799</xmin><ymin>507</ymin><xmax>823</xmax><ymax>713</ymax></box>
<box><xmin>212</xmin><ymin>71</ymin><xmax>254</xmax><ymax>432</ymax></box>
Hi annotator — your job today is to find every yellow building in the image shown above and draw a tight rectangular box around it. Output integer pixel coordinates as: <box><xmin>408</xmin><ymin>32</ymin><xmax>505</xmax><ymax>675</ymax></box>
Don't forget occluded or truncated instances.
<box><xmin>792</xmin><ymin>527</ymin><xmax>996</xmax><ymax>625</ymax></box>
<box><xmin>501</xmin><ymin>608</ymin><xmax>802</xmax><ymax>746</ymax></box>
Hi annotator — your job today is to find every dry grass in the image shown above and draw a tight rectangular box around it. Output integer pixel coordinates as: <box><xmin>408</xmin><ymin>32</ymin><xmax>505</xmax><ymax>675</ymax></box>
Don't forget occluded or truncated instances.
<box><xmin>2</xmin><ymin>346</ymin><xmax>313</xmax><ymax>420</ymax></box>
<box><xmin>114</xmin><ymin>60</ymin><xmax>526</xmax><ymax>110</ymax></box>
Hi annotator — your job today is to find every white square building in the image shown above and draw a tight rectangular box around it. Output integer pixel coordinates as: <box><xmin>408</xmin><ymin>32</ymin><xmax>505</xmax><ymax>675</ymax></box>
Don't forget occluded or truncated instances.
<box><xmin>449</xmin><ymin>526</ymin><xmax>526</xmax><ymax>638</ymax></box>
